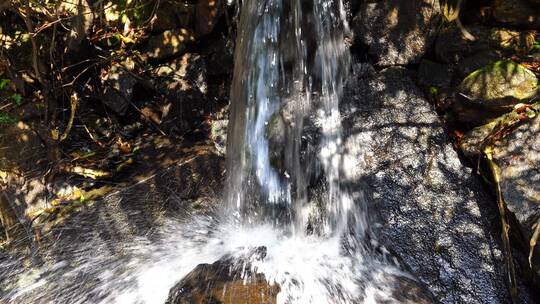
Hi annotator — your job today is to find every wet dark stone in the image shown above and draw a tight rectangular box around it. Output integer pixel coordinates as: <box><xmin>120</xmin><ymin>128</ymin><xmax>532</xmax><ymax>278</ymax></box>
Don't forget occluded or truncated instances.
<box><xmin>166</xmin><ymin>248</ymin><xmax>279</xmax><ymax>304</ymax></box>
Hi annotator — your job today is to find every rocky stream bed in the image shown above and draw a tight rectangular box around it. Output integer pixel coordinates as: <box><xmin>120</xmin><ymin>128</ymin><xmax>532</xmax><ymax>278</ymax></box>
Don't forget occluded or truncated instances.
<box><xmin>1</xmin><ymin>0</ymin><xmax>540</xmax><ymax>303</ymax></box>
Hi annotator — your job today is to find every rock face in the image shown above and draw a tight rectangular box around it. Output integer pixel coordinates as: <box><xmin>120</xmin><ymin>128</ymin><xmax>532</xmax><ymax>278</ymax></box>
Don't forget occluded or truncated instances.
<box><xmin>341</xmin><ymin>67</ymin><xmax>520</xmax><ymax>303</ymax></box>
<box><xmin>353</xmin><ymin>0</ymin><xmax>441</xmax><ymax>66</ymax></box>
<box><xmin>493</xmin><ymin>115</ymin><xmax>540</xmax><ymax>276</ymax></box>
<box><xmin>457</xmin><ymin>61</ymin><xmax>538</xmax><ymax>111</ymax></box>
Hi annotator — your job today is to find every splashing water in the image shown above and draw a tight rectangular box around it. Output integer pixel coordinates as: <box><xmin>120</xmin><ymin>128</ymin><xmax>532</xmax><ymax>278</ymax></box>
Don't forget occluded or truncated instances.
<box><xmin>0</xmin><ymin>0</ymin><xmax>410</xmax><ymax>303</ymax></box>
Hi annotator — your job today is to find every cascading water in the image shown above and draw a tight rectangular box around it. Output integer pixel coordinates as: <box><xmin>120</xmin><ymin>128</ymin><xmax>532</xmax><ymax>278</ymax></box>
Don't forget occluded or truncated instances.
<box><xmin>0</xmin><ymin>1</ymin><xmax>411</xmax><ymax>303</ymax></box>
<box><xmin>226</xmin><ymin>0</ymin><xmax>364</xmax><ymax>237</ymax></box>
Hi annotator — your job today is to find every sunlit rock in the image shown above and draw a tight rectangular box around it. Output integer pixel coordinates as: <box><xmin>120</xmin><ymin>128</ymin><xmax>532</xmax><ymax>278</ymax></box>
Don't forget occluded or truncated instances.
<box><xmin>342</xmin><ymin>67</ymin><xmax>530</xmax><ymax>303</ymax></box>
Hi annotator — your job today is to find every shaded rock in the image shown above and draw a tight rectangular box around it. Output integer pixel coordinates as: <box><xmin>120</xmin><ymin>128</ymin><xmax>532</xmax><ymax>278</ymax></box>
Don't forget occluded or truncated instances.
<box><xmin>151</xmin><ymin>1</ymin><xmax>195</xmax><ymax>33</ymax></box>
<box><xmin>166</xmin><ymin>249</ymin><xmax>279</xmax><ymax>304</ymax></box>
<box><xmin>417</xmin><ymin>59</ymin><xmax>454</xmax><ymax>89</ymax></box>
<box><xmin>457</xmin><ymin>60</ymin><xmax>538</xmax><ymax>112</ymax></box>
<box><xmin>456</xmin><ymin>50</ymin><xmax>501</xmax><ymax>79</ymax></box>
<box><xmin>435</xmin><ymin>26</ymin><xmax>535</xmax><ymax>64</ymax></box>
<box><xmin>101</xmin><ymin>62</ymin><xmax>138</xmax><ymax>116</ymax></box>
<box><xmin>435</xmin><ymin>26</ymin><xmax>492</xmax><ymax>64</ymax></box>
<box><xmin>353</xmin><ymin>0</ymin><xmax>441</xmax><ymax>66</ymax></box>
<box><xmin>195</xmin><ymin>0</ymin><xmax>224</xmax><ymax>36</ymax></box>
<box><xmin>342</xmin><ymin>67</ymin><xmax>528</xmax><ymax>303</ymax></box>
<box><xmin>0</xmin><ymin>121</ymin><xmax>45</xmax><ymax>172</ymax></box>
<box><xmin>150</xmin><ymin>53</ymin><xmax>212</xmax><ymax>133</ymax></box>
<box><xmin>492</xmin><ymin>0</ymin><xmax>540</xmax><ymax>29</ymax></box>
<box><xmin>201</xmin><ymin>37</ymin><xmax>235</xmax><ymax>76</ymax></box>
<box><xmin>145</xmin><ymin>29</ymin><xmax>196</xmax><ymax>60</ymax></box>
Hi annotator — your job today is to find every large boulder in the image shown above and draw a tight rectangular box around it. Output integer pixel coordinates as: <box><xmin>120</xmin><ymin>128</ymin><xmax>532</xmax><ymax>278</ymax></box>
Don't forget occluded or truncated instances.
<box><xmin>492</xmin><ymin>115</ymin><xmax>540</xmax><ymax>279</ymax></box>
<box><xmin>352</xmin><ymin>0</ymin><xmax>441</xmax><ymax>66</ymax></box>
<box><xmin>341</xmin><ymin>67</ymin><xmax>532</xmax><ymax>303</ymax></box>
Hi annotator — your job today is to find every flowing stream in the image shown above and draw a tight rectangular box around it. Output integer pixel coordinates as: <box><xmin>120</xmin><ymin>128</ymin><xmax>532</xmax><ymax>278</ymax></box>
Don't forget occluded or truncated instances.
<box><xmin>0</xmin><ymin>1</ymin><xmax>409</xmax><ymax>303</ymax></box>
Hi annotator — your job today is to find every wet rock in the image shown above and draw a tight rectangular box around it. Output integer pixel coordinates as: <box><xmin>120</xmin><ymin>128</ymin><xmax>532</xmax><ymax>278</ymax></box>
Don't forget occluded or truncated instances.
<box><xmin>417</xmin><ymin>59</ymin><xmax>454</xmax><ymax>89</ymax></box>
<box><xmin>342</xmin><ymin>67</ymin><xmax>530</xmax><ymax>303</ymax></box>
<box><xmin>145</xmin><ymin>29</ymin><xmax>196</xmax><ymax>60</ymax></box>
<box><xmin>195</xmin><ymin>0</ymin><xmax>224</xmax><ymax>36</ymax></box>
<box><xmin>352</xmin><ymin>0</ymin><xmax>441</xmax><ymax>66</ymax></box>
<box><xmin>166</xmin><ymin>250</ymin><xmax>279</xmax><ymax>304</ymax></box>
<box><xmin>492</xmin><ymin>0</ymin><xmax>540</xmax><ymax>29</ymax></box>
<box><xmin>101</xmin><ymin>62</ymin><xmax>138</xmax><ymax>116</ymax></box>
<box><xmin>457</xmin><ymin>60</ymin><xmax>538</xmax><ymax>112</ymax></box>
<box><xmin>0</xmin><ymin>121</ymin><xmax>45</xmax><ymax>172</ymax></box>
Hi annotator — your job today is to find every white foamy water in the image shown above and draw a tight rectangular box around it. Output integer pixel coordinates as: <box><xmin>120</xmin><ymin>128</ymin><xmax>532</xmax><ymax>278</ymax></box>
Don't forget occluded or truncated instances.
<box><xmin>1</xmin><ymin>215</ymin><xmax>406</xmax><ymax>304</ymax></box>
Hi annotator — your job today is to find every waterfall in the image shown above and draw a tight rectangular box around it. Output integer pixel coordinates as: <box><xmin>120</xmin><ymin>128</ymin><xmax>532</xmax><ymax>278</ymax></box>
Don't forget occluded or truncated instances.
<box><xmin>0</xmin><ymin>1</ymin><xmax>406</xmax><ymax>303</ymax></box>
<box><xmin>226</xmin><ymin>0</ymin><xmax>364</xmax><ymax>237</ymax></box>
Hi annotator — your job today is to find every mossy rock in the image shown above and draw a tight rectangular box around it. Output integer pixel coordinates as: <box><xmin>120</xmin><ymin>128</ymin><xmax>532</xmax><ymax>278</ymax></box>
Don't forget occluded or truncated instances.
<box><xmin>457</xmin><ymin>60</ymin><xmax>538</xmax><ymax>111</ymax></box>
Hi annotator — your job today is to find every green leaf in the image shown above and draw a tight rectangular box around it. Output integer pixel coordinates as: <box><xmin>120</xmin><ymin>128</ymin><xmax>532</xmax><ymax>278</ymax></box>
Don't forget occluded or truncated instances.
<box><xmin>10</xmin><ymin>94</ymin><xmax>22</xmax><ymax>106</ymax></box>
<box><xmin>0</xmin><ymin>79</ymin><xmax>10</xmax><ymax>90</ymax></box>
<box><xmin>0</xmin><ymin>112</ymin><xmax>16</xmax><ymax>125</ymax></box>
